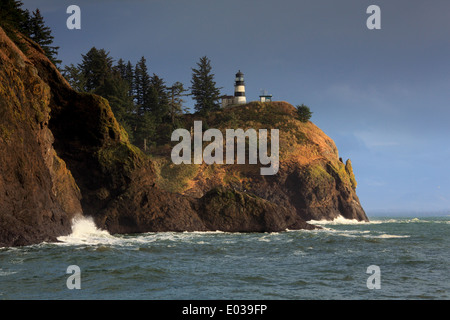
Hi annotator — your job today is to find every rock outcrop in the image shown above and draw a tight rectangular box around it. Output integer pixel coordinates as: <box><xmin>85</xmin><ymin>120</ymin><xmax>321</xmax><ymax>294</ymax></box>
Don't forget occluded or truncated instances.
<box><xmin>162</xmin><ymin>102</ymin><xmax>368</xmax><ymax>222</ymax></box>
<box><xmin>0</xmin><ymin>26</ymin><xmax>368</xmax><ymax>247</ymax></box>
<box><xmin>197</xmin><ymin>187</ymin><xmax>316</xmax><ymax>232</ymax></box>
<box><xmin>0</xmin><ymin>27</ymin><xmax>81</xmax><ymax>246</ymax></box>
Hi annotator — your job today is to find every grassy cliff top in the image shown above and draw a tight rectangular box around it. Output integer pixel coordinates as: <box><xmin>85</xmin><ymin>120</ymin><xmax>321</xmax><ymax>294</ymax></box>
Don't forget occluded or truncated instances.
<box><xmin>183</xmin><ymin>101</ymin><xmax>340</xmax><ymax>164</ymax></box>
<box><xmin>154</xmin><ymin>101</ymin><xmax>355</xmax><ymax>195</ymax></box>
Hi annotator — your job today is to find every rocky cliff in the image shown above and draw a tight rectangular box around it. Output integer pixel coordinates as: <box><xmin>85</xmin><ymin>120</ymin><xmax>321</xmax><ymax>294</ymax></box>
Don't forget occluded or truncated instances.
<box><xmin>0</xmin><ymin>27</ymin><xmax>366</xmax><ymax>247</ymax></box>
<box><xmin>157</xmin><ymin>101</ymin><xmax>368</xmax><ymax>222</ymax></box>
<box><xmin>0</xmin><ymin>27</ymin><xmax>81</xmax><ymax>246</ymax></box>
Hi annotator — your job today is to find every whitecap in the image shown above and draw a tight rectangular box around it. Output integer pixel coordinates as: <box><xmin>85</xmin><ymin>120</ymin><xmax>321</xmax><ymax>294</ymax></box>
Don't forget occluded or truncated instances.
<box><xmin>366</xmin><ymin>234</ymin><xmax>410</xmax><ymax>239</ymax></box>
<box><xmin>0</xmin><ymin>269</ymin><xmax>17</xmax><ymax>276</ymax></box>
<box><xmin>57</xmin><ymin>215</ymin><xmax>117</xmax><ymax>246</ymax></box>
<box><xmin>307</xmin><ymin>226</ymin><xmax>410</xmax><ymax>239</ymax></box>
<box><xmin>308</xmin><ymin>215</ymin><xmax>370</xmax><ymax>225</ymax></box>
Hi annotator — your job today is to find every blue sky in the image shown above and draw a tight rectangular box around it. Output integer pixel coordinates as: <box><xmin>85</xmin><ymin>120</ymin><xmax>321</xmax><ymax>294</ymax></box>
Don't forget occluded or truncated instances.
<box><xmin>21</xmin><ymin>0</ymin><xmax>450</xmax><ymax>216</ymax></box>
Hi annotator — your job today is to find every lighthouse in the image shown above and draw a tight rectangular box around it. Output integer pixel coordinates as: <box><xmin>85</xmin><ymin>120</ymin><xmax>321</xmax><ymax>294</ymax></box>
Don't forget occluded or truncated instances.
<box><xmin>234</xmin><ymin>70</ymin><xmax>246</xmax><ymax>104</ymax></box>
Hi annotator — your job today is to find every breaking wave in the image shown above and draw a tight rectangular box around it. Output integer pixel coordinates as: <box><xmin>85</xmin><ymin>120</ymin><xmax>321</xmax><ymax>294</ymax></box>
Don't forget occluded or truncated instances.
<box><xmin>57</xmin><ymin>215</ymin><xmax>115</xmax><ymax>245</ymax></box>
<box><xmin>56</xmin><ymin>216</ymin><xmax>230</xmax><ymax>247</ymax></box>
<box><xmin>308</xmin><ymin>215</ymin><xmax>371</xmax><ymax>225</ymax></box>
<box><xmin>308</xmin><ymin>215</ymin><xmax>449</xmax><ymax>225</ymax></box>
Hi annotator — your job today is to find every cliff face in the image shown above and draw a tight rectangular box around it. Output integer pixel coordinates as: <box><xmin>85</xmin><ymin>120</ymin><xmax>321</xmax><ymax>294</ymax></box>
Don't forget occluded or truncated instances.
<box><xmin>0</xmin><ymin>26</ymin><xmax>366</xmax><ymax>246</ymax></box>
<box><xmin>159</xmin><ymin>102</ymin><xmax>368</xmax><ymax>222</ymax></box>
<box><xmin>0</xmin><ymin>27</ymin><xmax>82</xmax><ymax>246</ymax></box>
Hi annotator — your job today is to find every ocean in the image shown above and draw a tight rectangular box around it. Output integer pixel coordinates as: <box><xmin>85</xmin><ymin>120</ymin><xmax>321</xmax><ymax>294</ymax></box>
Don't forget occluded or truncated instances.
<box><xmin>0</xmin><ymin>216</ymin><xmax>448</xmax><ymax>300</ymax></box>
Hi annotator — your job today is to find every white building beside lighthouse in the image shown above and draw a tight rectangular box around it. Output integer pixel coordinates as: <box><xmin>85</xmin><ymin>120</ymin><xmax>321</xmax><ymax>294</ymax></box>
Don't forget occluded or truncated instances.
<box><xmin>221</xmin><ymin>70</ymin><xmax>247</xmax><ymax>108</ymax></box>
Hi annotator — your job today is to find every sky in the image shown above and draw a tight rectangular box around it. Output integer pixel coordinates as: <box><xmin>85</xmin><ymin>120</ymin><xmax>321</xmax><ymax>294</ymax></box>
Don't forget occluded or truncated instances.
<box><xmin>21</xmin><ymin>0</ymin><xmax>450</xmax><ymax>216</ymax></box>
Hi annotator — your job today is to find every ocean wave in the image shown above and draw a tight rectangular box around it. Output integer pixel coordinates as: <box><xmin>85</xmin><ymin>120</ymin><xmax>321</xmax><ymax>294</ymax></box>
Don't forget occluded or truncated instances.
<box><xmin>308</xmin><ymin>215</ymin><xmax>373</xmax><ymax>225</ymax></box>
<box><xmin>330</xmin><ymin>231</ymin><xmax>409</xmax><ymax>239</ymax></box>
<box><xmin>369</xmin><ymin>234</ymin><xmax>410</xmax><ymax>239</ymax></box>
<box><xmin>57</xmin><ymin>215</ymin><xmax>117</xmax><ymax>246</ymax></box>
<box><xmin>56</xmin><ymin>214</ymin><xmax>421</xmax><ymax>248</ymax></box>
<box><xmin>56</xmin><ymin>216</ymin><xmax>233</xmax><ymax>247</ymax></box>
<box><xmin>370</xmin><ymin>217</ymin><xmax>450</xmax><ymax>224</ymax></box>
<box><xmin>308</xmin><ymin>216</ymin><xmax>450</xmax><ymax>225</ymax></box>
<box><xmin>304</xmin><ymin>227</ymin><xmax>410</xmax><ymax>239</ymax></box>
<box><xmin>0</xmin><ymin>269</ymin><xmax>17</xmax><ymax>277</ymax></box>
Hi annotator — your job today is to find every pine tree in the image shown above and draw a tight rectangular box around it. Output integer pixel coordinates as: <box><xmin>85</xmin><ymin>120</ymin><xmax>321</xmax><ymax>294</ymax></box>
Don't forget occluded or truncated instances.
<box><xmin>0</xmin><ymin>1</ymin><xmax>32</xmax><ymax>54</ymax></box>
<box><xmin>98</xmin><ymin>72</ymin><xmax>135</xmax><ymax>140</ymax></box>
<box><xmin>28</xmin><ymin>9</ymin><xmax>61</xmax><ymax>65</ymax></box>
<box><xmin>114</xmin><ymin>59</ymin><xmax>135</xmax><ymax>98</ymax></box>
<box><xmin>134</xmin><ymin>56</ymin><xmax>151</xmax><ymax>113</ymax></box>
<box><xmin>0</xmin><ymin>0</ymin><xmax>27</xmax><ymax>32</ymax></box>
<box><xmin>79</xmin><ymin>47</ymin><xmax>113</xmax><ymax>92</ymax></box>
<box><xmin>62</xmin><ymin>63</ymin><xmax>86</xmax><ymax>92</ymax></box>
<box><xmin>0</xmin><ymin>3</ymin><xmax>60</xmax><ymax>65</ymax></box>
<box><xmin>132</xmin><ymin>57</ymin><xmax>156</xmax><ymax>150</ymax></box>
<box><xmin>190</xmin><ymin>56</ymin><xmax>221</xmax><ymax>114</ymax></box>
<box><xmin>149</xmin><ymin>73</ymin><xmax>169</xmax><ymax>123</ymax></box>
<box><xmin>125</xmin><ymin>61</ymin><xmax>134</xmax><ymax>98</ymax></box>
<box><xmin>167</xmin><ymin>81</ymin><xmax>188</xmax><ymax>126</ymax></box>
<box><xmin>296</xmin><ymin>104</ymin><xmax>313</xmax><ymax>123</ymax></box>
<box><xmin>115</xmin><ymin>59</ymin><xmax>127</xmax><ymax>79</ymax></box>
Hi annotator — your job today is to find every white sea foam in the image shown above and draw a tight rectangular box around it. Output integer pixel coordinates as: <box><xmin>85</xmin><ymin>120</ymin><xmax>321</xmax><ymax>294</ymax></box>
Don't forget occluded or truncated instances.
<box><xmin>56</xmin><ymin>214</ymin><xmax>421</xmax><ymax>247</ymax></box>
<box><xmin>316</xmin><ymin>229</ymin><xmax>410</xmax><ymax>239</ymax></box>
<box><xmin>308</xmin><ymin>215</ymin><xmax>370</xmax><ymax>225</ymax></box>
<box><xmin>0</xmin><ymin>269</ymin><xmax>17</xmax><ymax>276</ymax></box>
<box><xmin>306</xmin><ymin>215</ymin><xmax>447</xmax><ymax>225</ymax></box>
<box><xmin>370</xmin><ymin>234</ymin><xmax>410</xmax><ymax>239</ymax></box>
<box><xmin>57</xmin><ymin>215</ymin><xmax>116</xmax><ymax>245</ymax></box>
<box><xmin>303</xmin><ymin>220</ymin><xmax>411</xmax><ymax>239</ymax></box>
<box><xmin>56</xmin><ymin>216</ymin><xmax>230</xmax><ymax>246</ymax></box>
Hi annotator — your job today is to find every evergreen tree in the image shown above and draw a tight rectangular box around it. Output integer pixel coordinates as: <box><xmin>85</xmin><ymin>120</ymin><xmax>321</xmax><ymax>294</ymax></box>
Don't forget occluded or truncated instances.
<box><xmin>149</xmin><ymin>73</ymin><xmax>169</xmax><ymax>122</ymax></box>
<box><xmin>60</xmin><ymin>48</ymin><xmax>190</xmax><ymax>150</ymax></box>
<box><xmin>125</xmin><ymin>61</ymin><xmax>134</xmax><ymax>98</ymax></box>
<box><xmin>133</xmin><ymin>112</ymin><xmax>156</xmax><ymax>151</ymax></box>
<box><xmin>114</xmin><ymin>59</ymin><xmax>135</xmax><ymax>98</ymax></box>
<box><xmin>98</xmin><ymin>72</ymin><xmax>135</xmax><ymax>140</ymax></box>
<box><xmin>190</xmin><ymin>56</ymin><xmax>221</xmax><ymax>114</ymax></box>
<box><xmin>296</xmin><ymin>104</ymin><xmax>313</xmax><ymax>123</ymax></box>
<box><xmin>28</xmin><ymin>9</ymin><xmax>61</xmax><ymax>65</ymax></box>
<box><xmin>115</xmin><ymin>58</ymin><xmax>127</xmax><ymax>79</ymax></box>
<box><xmin>132</xmin><ymin>57</ymin><xmax>156</xmax><ymax>150</ymax></box>
<box><xmin>167</xmin><ymin>81</ymin><xmax>188</xmax><ymax>126</ymax></box>
<box><xmin>19</xmin><ymin>8</ymin><xmax>32</xmax><ymax>34</ymax></box>
<box><xmin>79</xmin><ymin>47</ymin><xmax>113</xmax><ymax>92</ymax></box>
<box><xmin>0</xmin><ymin>3</ymin><xmax>60</xmax><ymax>65</ymax></box>
<box><xmin>0</xmin><ymin>2</ymin><xmax>32</xmax><ymax>54</ymax></box>
<box><xmin>0</xmin><ymin>1</ymin><xmax>27</xmax><ymax>33</ymax></box>
<box><xmin>62</xmin><ymin>63</ymin><xmax>86</xmax><ymax>92</ymax></box>
<box><xmin>134</xmin><ymin>56</ymin><xmax>151</xmax><ymax>112</ymax></box>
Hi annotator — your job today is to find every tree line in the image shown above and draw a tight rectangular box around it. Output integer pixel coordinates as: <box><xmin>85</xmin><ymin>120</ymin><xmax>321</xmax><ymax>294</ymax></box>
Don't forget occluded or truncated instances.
<box><xmin>1</xmin><ymin>1</ymin><xmax>228</xmax><ymax>150</ymax></box>
<box><xmin>62</xmin><ymin>51</ymin><xmax>223</xmax><ymax>150</ymax></box>
<box><xmin>0</xmin><ymin>0</ymin><xmax>60</xmax><ymax>65</ymax></box>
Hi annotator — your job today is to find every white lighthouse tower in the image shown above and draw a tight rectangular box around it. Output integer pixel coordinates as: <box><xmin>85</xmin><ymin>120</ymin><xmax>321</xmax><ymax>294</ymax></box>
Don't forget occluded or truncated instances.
<box><xmin>234</xmin><ymin>70</ymin><xmax>246</xmax><ymax>104</ymax></box>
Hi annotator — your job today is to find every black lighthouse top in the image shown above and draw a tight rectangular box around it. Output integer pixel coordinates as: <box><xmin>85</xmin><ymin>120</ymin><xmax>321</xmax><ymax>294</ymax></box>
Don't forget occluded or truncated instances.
<box><xmin>235</xmin><ymin>70</ymin><xmax>244</xmax><ymax>85</ymax></box>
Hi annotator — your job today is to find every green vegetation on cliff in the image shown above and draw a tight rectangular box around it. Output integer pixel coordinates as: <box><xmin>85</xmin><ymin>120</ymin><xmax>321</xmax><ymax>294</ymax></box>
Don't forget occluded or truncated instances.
<box><xmin>0</xmin><ymin>1</ymin><xmax>60</xmax><ymax>64</ymax></box>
